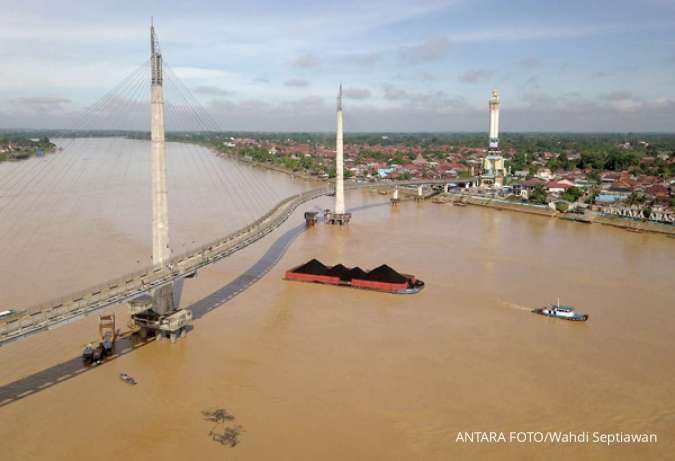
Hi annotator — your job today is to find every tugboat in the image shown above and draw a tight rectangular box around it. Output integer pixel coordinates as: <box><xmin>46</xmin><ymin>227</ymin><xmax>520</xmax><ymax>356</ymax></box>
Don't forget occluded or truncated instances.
<box><xmin>0</xmin><ymin>308</ymin><xmax>16</xmax><ymax>320</ymax></box>
<box><xmin>532</xmin><ymin>299</ymin><xmax>588</xmax><ymax>322</ymax></box>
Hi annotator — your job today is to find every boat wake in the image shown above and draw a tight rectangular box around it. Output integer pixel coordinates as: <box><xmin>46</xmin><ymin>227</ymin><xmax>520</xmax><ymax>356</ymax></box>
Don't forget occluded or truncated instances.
<box><xmin>500</xmin><ymin>301</ymin><xmax>532</xmax><ymax>312</ymax></box>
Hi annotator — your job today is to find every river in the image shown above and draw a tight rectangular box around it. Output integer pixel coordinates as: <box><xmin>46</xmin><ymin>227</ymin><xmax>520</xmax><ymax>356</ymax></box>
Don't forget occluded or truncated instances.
<box><xmin>0</xmin><ymin>139</ymin><xmax>674</xmax><ymax>460</ymax></box>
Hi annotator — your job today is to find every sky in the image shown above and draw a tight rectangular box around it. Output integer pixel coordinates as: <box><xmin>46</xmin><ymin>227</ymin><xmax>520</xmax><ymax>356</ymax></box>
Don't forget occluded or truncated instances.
<box><xmin>0</xmin><ymin>0</ymin><xmax>674</xmax><ymax>132</ymax></box>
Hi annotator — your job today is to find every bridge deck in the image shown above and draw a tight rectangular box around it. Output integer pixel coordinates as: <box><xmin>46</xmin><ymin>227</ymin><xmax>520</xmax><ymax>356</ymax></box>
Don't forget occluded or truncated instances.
<box><xmin>0</xmin><ymin>179</ymin><xmax>468</xmax><ymax>346</ymax></box>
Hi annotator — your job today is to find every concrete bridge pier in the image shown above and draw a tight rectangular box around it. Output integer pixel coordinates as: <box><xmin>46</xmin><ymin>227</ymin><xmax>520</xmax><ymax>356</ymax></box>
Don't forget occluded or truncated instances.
<box><xmin>415</xmin><ymin>185</ymin><xmax>425</xmax><ymax>202</ymax></box>
<box><xmin>390</xmin><ymin>186</ymin><xmax>400</xmax><ymax>206</ymax></box>
<box><xmin>152</xmin><ymin>283</ymin><xmax>175</xmax><ymax>315</ymax></box>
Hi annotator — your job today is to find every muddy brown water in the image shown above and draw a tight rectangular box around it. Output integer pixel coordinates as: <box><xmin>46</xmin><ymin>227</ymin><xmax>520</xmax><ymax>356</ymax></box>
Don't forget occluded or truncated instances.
<box><xmin>0</xmin><ymin>139</ymin><xmax>674</xmax><ymax>460</ymax></box>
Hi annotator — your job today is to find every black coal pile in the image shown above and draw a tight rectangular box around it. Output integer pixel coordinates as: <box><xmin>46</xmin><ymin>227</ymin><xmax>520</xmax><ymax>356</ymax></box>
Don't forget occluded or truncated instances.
<box><xmin>348</xmin><ymin>266</ymin><xmax>369</xmax><ymax>280</ymax></box>
<box><xmin>364</xmin><ymin>264</ymin><xmax>408</xmax><ymax>284</ymax></box>
<box><xmin>290</xmin><ymin>260</ymin><xmax>410</xmax><ymax>285</ymax></box>
<box><xmin>326</xmin><ymin>264</ymin><xmax>351</xmax><ymax>281</ymax></box>
<box><xmin>292</xmin><ymin>259</ymin><xmax>328</xmax><ymax>275</ymax></box>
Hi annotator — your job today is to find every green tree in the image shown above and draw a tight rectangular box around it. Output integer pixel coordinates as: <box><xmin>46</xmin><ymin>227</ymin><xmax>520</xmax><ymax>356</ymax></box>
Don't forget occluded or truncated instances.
<box><xmin>561</xmin><ymin>186</ymin><xmax>583</xmax><ymax>202</ymax></box>
<box><xmin>529</xmin><ymin>185</ymin><xmax>548</xmax><ymax>205</ymax></box>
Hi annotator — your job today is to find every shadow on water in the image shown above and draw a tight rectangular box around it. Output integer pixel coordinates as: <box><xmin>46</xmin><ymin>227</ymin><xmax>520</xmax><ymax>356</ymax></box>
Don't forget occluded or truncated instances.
<box><xmin>0</xmin><ymin>334</ymin><xmax>156</xmax><ymax>408</ymax></box>
<box><xmin>190</xmin><ymin>223</ymin><xmax>306</xmax><ymax>320</ymax></box>
<box><xmin>0</xmin><ymin>201</ymin><xmax>388</xmax><ymax>408</ymax></box>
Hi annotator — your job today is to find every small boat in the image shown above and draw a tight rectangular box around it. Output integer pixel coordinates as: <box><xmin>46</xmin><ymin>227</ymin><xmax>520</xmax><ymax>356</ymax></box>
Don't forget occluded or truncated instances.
<box><xmin>453</xmin><ymin>202</ymin><xmax>467</xmax><ymax>207</ymax></box>
<box><xmin>120</xmin><ymin>373</ymin><xmax>137</xmax><ymax>385</ymax></box>
<box><xmin>532</xmin><ymin>299</ymin><xmax>588</xmax><ymax>321</ymax></box>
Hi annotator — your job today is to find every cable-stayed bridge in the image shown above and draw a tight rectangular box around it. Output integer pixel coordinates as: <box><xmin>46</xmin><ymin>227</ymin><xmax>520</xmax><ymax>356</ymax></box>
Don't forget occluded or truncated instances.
<box><xmin>0</xmin><ymin>25</ymin><xmax>471</xmax><ymax>346</ymax></box>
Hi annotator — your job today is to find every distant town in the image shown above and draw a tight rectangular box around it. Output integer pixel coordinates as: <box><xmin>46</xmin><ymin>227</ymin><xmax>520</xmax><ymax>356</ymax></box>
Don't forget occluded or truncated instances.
<box><xmin>204</xmin><ymin>131</ymin><xmax>675</xmax><ymax>224</ymax></box>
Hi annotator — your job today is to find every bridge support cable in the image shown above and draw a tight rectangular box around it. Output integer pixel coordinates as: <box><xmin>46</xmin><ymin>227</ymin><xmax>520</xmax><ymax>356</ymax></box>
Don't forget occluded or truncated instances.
<box><xmin>161</xmin><ymin>64</ymin><xmax>276</xmax><ymax>213</ymax></box>
<box><xmin>160</xmin><ymin>100</ymin><xmax>262</xmax><ymax>246</ymax></box>
<box><xmin>0</xmin><ymin>62</ymin><xmax>150</xmax><ymax>223</ymax></box>
<box><xmin>161</xmin><ymin>96</ymin><xmax>258</xmax><ymax>223</ymax></box>
<box><xmin>0</xmin><ymin>63</ymin><xmax>152</xmax><ymax>276</ymax></box>
<box><xmin>0</xmin><ymin>63</ymin><xmax>148</xmax><ymax>205</ymax></box>
<box><xmin>0</xmin><ymin>67</ymin><xmax>151</xmax><ymax>286</ymax></box>
<box><xmin>162</xmin><ymin>62</ymin><xmax>281</xmax><ymax>207</ymax></box>
<box><xmin>23</xmin><ymin>70</ymin><xmax>155</xmax><ymax>285</ymax></box>
<box><xmin>0</xmin><ymin>62</ymin><xmax>149</xmax><ymax>228</ymax></box>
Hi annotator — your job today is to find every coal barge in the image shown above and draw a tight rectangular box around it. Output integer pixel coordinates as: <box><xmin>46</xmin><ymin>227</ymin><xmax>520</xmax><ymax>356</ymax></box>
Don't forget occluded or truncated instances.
<box><xmin>285</xmin><ymin>259</ymin><xmax>424</xmax><ymax>294</ymax></box>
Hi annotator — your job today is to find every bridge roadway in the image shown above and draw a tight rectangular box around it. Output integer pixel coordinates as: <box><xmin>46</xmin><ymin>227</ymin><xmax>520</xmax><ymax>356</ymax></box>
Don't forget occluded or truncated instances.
<box><xmin>0</xmin><ymin>179</ymin><xmax>471</xmax><ymax>346</ymax></box>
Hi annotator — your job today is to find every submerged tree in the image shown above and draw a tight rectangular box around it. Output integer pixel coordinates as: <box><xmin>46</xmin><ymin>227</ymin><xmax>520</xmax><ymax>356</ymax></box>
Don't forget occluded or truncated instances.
<box><xmin>211</xmin><ymin>425</ymin><xmax>244</xmax><ymax>447</ymax></box>
<box><xmin>202</xmin><ymin>408</ymin><xmax>235</xmax><ymax>424</ymax></box>
<box><xmin>202</xmin><ymin>408</ymin><xmax>242</xmax><ymax>448</ymax></box>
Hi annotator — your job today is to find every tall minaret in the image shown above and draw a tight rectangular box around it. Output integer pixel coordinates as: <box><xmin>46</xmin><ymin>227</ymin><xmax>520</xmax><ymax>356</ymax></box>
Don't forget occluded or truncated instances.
<box><xmin>488</xmin><ymin>89</ymin><xmax>500</xmax><ymax>150</ymax></box>
<box><xmin>150</xmin><ymin>22</ymin><xmax>173</xmax><ymax>315</ymax></box>
<box><xmin>334</xmin><ymin>84</ymin><xmax>345</xmax><ymax>215</ymax></box>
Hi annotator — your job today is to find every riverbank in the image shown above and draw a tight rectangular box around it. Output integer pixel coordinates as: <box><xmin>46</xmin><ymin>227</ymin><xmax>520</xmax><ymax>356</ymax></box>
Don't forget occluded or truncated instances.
<box><xmin>211</xmin><ymin>148</ymin><xmax>320</xmax><ymax>182</ymax></box>
<box><xmin>207</xmin><ymin>150</ymin><xmax>675</xmax><ymax>237</ymax></box>
<box><xmin>465</xmin><ymin>195</ymin><xmax>674</xmax><ymax>235</ymax></box>
<box><xmin>590</xmin><ymin>213</ymin><xmax>675</xmax><ymax>235</ymax></box>
<box><xmin>377</xmin><ymin>188</ymin><xmax>675</xmax><ymax>236</ymax></box>
<box><xmin>0</xmin><ymin>138</ymin><xmax>57</xmax><ymax>163</ymax></box>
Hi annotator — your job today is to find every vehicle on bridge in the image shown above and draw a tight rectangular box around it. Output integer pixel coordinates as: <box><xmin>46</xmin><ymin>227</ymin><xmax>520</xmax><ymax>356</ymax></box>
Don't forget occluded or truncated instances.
<box><xmin>304</xmin><ymin>211</ymin><xmax>319</xmax><ymax>226</ymax></box>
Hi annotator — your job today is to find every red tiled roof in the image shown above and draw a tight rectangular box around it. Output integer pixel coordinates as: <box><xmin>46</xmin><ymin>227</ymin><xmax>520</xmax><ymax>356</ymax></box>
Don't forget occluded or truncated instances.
<box><xmin>546</xmin><ymin>181</ymin><xmax>574</xmax><ymax>190</ymax></box>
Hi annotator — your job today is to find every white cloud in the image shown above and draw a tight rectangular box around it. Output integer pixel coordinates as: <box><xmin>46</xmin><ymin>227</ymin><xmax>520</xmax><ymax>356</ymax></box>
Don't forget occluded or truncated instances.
<box><xmin>284</xmin><ymin>79</ymin><xmax>310</xmax><ymax>88</ymax></box>
<box><xmin>292</xmin><ymin>54</ymin><xmax>320</xmax><ymax>69</ymax></box>
<box><xmin>398</xmin><ymin>37</ymin><xmax>450</xmax><ymax>64</ymax></box>
<box><xmin>193</xmin><ymin>86</ymin><xmax>233</xmax><ymax>97</ymax></box>
<box><xmin>458</xmin><ymin>69</ymin><xmax>494</xmax><ymax>83</ymax></box>
<box><xmin>343</xmin><ymin>88</ymin><xmax>371</xmax><ymax>100</ymax></box>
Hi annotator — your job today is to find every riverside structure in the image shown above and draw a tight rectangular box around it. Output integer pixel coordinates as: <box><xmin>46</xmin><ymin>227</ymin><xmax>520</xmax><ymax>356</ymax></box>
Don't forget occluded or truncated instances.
<box><xmin>480</xmin><ymin>89</ymin><xmax>509</xmax><ymax>188</ymax></box>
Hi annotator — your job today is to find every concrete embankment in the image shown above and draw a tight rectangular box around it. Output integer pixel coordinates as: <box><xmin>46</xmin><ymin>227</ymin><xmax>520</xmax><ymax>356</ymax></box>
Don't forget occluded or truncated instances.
<box><xmin>590</xmin><ymin>214</ymin><xmax>675</xmax><ymax>236</ymax></box>
<box><xmin>449</xmin><ymin>194</ymin><xmax>557</xmax><ymax>217</ymax></box>
<box><xmin>435</xmin><ymin>192</ymin><xmax>675</xmax><ymax>236</ymax></box>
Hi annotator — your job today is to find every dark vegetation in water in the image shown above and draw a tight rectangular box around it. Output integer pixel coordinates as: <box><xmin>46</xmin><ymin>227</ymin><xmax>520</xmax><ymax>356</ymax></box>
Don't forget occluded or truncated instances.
<box><xmin>212</xmin><ymin>425</ymin><xmax>244</xmax><ymax>448</ymax></box>
<box><xmin>202</xmin><ymin>408</ymin><xmax>243</xmax><ymax>448</ymax></box>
